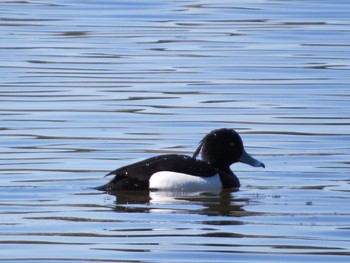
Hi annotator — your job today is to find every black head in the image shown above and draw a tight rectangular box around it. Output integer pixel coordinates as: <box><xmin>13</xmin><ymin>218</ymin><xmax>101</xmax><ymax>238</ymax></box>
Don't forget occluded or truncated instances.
<box><xmin>193</xmin><ymin>128</ymin><xmax>265</xmax><ymax>170</ymax></box>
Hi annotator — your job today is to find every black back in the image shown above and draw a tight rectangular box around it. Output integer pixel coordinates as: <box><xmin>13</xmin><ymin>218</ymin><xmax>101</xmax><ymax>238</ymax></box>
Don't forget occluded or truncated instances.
<box><xmin>96</xmin><ymin>154</ymin><xmax>220</xmax><ymax>191</ymax></box>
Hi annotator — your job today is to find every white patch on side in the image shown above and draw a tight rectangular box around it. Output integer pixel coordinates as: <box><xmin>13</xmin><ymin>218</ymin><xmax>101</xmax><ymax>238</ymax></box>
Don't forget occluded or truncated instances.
<box><xmin>149</xmin><ymin>171</ymin><xmax>222</xmax><ymax>192</ymax></box>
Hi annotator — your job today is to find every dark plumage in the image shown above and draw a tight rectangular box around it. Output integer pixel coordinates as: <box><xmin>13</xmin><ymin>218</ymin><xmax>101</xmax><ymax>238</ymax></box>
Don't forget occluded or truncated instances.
<box><xmin>96</xmin><ymin>128</ymin><xmax>265</xmax><ymax>192</ymax></box>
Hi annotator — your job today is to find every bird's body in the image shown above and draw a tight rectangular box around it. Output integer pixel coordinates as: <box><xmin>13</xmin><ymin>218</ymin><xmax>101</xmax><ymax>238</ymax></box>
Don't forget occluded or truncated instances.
<box><xmin>96</xmin><ymin>128</ymin><xmax>264</xmax><ymax>192</ymax></box>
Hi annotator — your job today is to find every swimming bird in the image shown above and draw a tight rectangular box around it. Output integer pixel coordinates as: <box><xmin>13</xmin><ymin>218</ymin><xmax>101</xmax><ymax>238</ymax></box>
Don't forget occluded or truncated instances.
<box><xmin>96</xmin><ymin>128</ymin><xmax>265</xmax><ymax>192</ymax></box>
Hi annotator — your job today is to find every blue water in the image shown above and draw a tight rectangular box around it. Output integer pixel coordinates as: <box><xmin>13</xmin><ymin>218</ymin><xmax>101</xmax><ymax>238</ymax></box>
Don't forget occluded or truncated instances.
<box><xmin>1</xmin><ymin>0</ymin><xmax>350</xmax><ymax>262</ymax></box>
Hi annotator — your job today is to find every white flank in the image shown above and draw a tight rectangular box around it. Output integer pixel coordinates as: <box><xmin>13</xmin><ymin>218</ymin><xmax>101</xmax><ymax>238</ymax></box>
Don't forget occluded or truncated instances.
<box><xmin>149</xmin><ymin>171</ymin><xmax>222</xmax><ymax>192</ymax></box>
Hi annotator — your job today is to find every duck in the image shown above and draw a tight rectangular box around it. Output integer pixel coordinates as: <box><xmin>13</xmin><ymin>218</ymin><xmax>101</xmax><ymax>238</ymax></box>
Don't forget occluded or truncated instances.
<box><xmin>96</xmin><ymin>128</ymin><xmax>265</xmax><ymax>192</ymax></box>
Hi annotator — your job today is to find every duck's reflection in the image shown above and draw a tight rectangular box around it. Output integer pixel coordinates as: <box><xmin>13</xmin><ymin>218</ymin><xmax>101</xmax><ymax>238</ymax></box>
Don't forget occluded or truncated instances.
<box><xmin>107</xmin><ymin>189</ymin><xmax>257</xmax><ymax>217</ymax></box>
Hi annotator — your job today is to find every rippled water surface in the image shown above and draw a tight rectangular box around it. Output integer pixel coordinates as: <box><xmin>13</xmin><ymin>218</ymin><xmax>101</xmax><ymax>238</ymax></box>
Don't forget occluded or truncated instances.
<box><xmin>1</xmin><ymin>0</ymin><xmax>350</xmax><ymax>262</ymax></box>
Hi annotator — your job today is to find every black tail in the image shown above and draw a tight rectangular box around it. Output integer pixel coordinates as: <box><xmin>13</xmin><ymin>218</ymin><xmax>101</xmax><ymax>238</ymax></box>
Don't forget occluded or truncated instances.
<box><xmin>93</xmin><ymin>183</ymin><xmax>108</xmax><ymax>191</ymax></box>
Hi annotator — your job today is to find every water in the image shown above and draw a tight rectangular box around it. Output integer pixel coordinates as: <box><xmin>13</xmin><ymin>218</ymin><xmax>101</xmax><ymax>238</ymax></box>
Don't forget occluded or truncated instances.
<box><xmin>1</xmin><ymin>0</ymin><xmax>350</xmax><ymax>262</ymax></box>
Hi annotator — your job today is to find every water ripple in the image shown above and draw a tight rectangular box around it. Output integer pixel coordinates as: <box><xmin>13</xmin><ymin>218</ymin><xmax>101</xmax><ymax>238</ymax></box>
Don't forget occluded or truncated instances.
<box><xmin>1</xmin><ymin>0</ymin><xmax>350</xmax><ymax>262</ymax></box>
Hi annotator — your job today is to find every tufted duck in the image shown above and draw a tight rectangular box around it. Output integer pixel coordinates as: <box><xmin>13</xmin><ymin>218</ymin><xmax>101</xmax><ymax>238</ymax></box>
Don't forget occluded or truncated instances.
<box><xmin>96</xmin><ymin>128</ymin><xmax>265</xmax><ymax>192</ymax></box>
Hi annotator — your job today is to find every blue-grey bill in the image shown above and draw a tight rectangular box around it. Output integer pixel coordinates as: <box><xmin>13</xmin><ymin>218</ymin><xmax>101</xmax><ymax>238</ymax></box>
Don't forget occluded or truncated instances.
<box><xmin>239</xmin><ymin>150</ymin><xmax>265</xmax><ymax>168</ymax></box>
